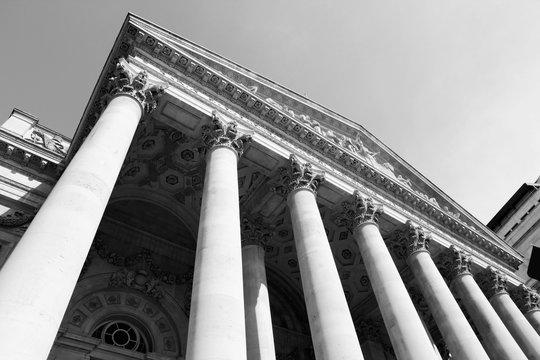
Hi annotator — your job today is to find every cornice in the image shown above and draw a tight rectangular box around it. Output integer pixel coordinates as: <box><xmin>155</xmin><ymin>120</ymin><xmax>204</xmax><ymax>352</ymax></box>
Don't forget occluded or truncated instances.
<box><xmin>70</xmin><ymin>15</ymin><xmax>522</xmax><ymax>270</ymax></box>
<box><xmin>0</xmin><ymin>139</ymin><xmax>63</xmax><ymax>181</ymax></box>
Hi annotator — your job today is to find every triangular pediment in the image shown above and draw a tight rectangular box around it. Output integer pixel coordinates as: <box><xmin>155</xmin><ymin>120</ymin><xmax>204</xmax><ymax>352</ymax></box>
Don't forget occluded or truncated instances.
<box><xmin>68</xmin><ymin>14</ymin><xmax>522</xmax><ymax>270</ymax></box>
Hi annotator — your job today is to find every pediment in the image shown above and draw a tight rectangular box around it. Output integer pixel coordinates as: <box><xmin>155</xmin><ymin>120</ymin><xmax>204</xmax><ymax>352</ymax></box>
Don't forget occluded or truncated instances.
<box><xmin>67</xmin><ymin>14</ymin><xmax>522</xmax><ymax>270</ymax></box>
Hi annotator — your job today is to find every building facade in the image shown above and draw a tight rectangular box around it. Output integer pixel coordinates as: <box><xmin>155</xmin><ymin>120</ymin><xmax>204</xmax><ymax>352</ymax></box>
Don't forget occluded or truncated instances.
<box><xmin>488</xmin><ymin>177</ymin><xmax>540</xmax><ymax>289</ymax></box>
<box><xmin>0</xmin><ymin>14</ymin><xmax>539</xmax><ymax>360</ymax></box>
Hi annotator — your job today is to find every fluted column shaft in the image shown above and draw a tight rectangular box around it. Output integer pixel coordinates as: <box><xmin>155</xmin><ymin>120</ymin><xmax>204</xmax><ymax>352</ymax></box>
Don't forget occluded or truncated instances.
<box><xmin>408</xmin><ymin>250</ymin><xmax>489</xmax><ymax>360</ymax></box>
<box><xmin>243</xmin><ymin>242</ymin><xmax>276</xmax><ymax>360</ymax></box>
<box><xmin>452</xmin><ymin>273</ymin><xmax>527</xmax><ymax>360</ymax></box>
<box><xmin>0</xmin><ymin>94</ymin><xmax>146</xmax><ymax>359</ymax></box>
<box><xmin>284</xmin><ymin>155</ymin><xmax>364</xmax><ymax>360</ymax></box>
<box><xmin>354</xmin><ymin>223</ymin><xmax>437</xmax><ymax>360</ymax></box>
<box><xmin>186</xmin><ymin>115</ymin><xmax>251</xmax><ymax>360</ymax></box>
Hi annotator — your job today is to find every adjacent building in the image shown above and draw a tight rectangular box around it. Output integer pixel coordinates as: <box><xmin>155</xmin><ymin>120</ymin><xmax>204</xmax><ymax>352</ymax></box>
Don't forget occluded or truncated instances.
<box><xmin>0</xmin><ymin>14</ymin><xmax>539</xmax><ymax>360</ymax></box>
<box><xmin>488</xmin><ymin>177</ymin><xmax>540</xmax><ymax>289</ymax></box>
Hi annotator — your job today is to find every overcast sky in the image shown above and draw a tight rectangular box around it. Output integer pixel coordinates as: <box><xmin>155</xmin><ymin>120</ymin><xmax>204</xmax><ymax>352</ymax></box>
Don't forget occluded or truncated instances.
<box><xmin>1</xmin><ymin>0</ymin><xmax>540</xmax><ymax>224</ymax></box>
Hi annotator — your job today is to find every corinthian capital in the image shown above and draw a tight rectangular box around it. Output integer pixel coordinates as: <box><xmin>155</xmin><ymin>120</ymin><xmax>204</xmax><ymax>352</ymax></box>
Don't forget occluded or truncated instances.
<box><xmin>437</xmin><ymin>246</ymin><xmax>472</xmax><ymax>281</ymax></box>
<box><xmin>476</xmin><ymin>267</ymin><xmax>508</xmax><ymax>299</ymax></box>
<box><xmin>405</xmin><ymin>221</ymin><xmax>431</xmax><ymax>256</ymax></box>
<box><xmin>241</xmin><ymin>216</ymin><xmax>273</xmax><ymax>249</ymax></box>
<box><xmin>274</xmin><ymin>154</ymin><xmax>325</xmax><ymax>197</ymax></box>
<box><xmin>511</xmin><ymin>284</ymin><xmax>540</xmax><ymax>313</ymax></box>
<box><xmin>201</xmin><ymin>111</ymin><xmax>252</xmax><ymax>158</ymax></box>
<box><xmin>108</xmin><ymin>58</ymin><xmax>167</xmax><ymax>114</ymax></box>
<box><xmin>337</xmin><ymin>190</ymin><xmax>383</xmax><ymax>231</ymax></box>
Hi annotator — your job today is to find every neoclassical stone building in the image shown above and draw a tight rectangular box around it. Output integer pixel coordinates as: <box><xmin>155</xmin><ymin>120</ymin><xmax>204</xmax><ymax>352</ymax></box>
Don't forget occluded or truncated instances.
<box><xmin>0</xmin><ymin>14</ymin><xmax>539</xmax><ymax>360</ymax></box>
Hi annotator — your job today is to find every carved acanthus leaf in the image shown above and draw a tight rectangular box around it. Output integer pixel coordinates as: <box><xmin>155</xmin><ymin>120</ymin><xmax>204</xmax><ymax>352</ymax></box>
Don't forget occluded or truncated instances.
<box><xmin>405</xmin><ymin>220</ymin><xmax>431</xmax><ymax>256</ymax></box>
<box><xmin>511</xmin><ymin>284</ymin><xmax>540</xmax><ymax>313</ymax></box>
<box><xmin>107</xmin><ymin>58</ymin><xmax>167</xmax><ymax>114</ymax></box>
<box><xmin>436</xmin><ymin>246</ymin><xmax>472</xmax><ymax>281</ymax></box>
<box><xmin>337</xmin><ymin>190</ymin><xmax>383</xmax><ymax>231</ymax></box>
<box><xmin>476</xmin><ymin>267</ymin><xmax>508</xmax><ymax>299</ymax></box>
<box><xmin>273</xmin><ymin>154</ymin><xmax>324</xmax><ymax>196</ymax></box>
<box><xmin>201</xmin><ymin>111</ymin><xmax>252</xmax><ymax>157</ymax></box>
<box><xmin>241</xmin><ymin>216</ymin><xmax>273</xmax><ymax>248</ymax></box>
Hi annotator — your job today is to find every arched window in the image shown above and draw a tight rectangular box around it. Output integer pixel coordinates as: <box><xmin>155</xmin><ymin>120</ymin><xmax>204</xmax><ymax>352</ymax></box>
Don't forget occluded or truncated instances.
<box><xmin>91</xmin><ymin>317</ymin><xmax>153</xmax><ymax>353</ymax></box>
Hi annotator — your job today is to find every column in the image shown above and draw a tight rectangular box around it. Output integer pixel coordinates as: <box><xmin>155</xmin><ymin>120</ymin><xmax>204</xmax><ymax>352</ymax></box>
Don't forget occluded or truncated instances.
<box><xmin>241</xmin><ymin>216</ymin><xmax>276</xmax><ymax>360</ymax></box>
<box><xmin>340</xmin><ymin>191</ymin><xmax>437</xmax><ymax>360</ymax></box>
<box><xmin>0</xmin><ymin>58</ymin><xmax>166</xmax><ymax>360</ymax></box>
<box><xmin>447</xmin><ymin>247</ymin><xmax>527</xmax><ymax>360</ymax></box>
<box><xmin>280</xmin><ymin>155</ymin><xmax>364</xmax><ymax>360</ymax></box>
<box><xmin>512</xmin><ymin>285</ymin><xmax>540</xmax><ymax>336</ymax></box>
<box><xmin>186</xmin><ymin>114</ymin><xmax>251</xmax><ymax>360</ymax></box>
<box><xmin>405</xmin><ymin>222</ymin><xmax>489</xmax><ymax>360</ymax></box>
<box><xmin>477</xmin><ymin>268</ymin><xmax>540</xmax><ymax>359</ymax></box>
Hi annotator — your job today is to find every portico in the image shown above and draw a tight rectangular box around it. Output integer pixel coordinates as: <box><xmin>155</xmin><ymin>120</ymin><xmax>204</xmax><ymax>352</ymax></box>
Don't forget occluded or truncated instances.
<box><xmin>0</xmin><ymin>14</ymin><xmax>535</xmax><ymax>360</ymax></box>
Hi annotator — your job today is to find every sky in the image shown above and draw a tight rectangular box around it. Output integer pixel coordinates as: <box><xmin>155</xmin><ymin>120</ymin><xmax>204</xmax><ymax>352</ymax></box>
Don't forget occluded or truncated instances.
<box><xmin>1</xmin><ymin>0</ymin><xmax>540</xmax><ymax>224</ymax></box>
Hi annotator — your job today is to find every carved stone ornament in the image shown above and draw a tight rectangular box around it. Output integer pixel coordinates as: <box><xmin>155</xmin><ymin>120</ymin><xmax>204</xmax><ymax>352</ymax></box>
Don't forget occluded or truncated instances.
<box><xmin>405</xmin><ymin>220</ymin><xmax>431</xmax><ymax>256</ymax></box>
<box><xmin>337</xmin><ymin>190</ymin><xmax>384</xmax><ymax>231</ymax></box>
<box><xmin>273</xmin><ymin>154</ymin><xmax>325</xmax><ymax>196</ymax></box>
<box><xmin>357</xmin><ymin>318</ymin><xmax>384</xmax><ymax>342</ymax></box>
<box><xmin>437</xmin><ymin>246</ymin><xmax>472</xmax><ymax>281</ymax></box>
<box><xmin>241</xmin><ymin>216</ymin><xmax>273</xmax><ymax>248</ymax></box>
<box><xmin>109</xmin><ymin>268</ymin><xmax>164</xmax><ymax>301</ymax></box>
<box><xmin>511</xmin><ymin>284</ymin><xmax>540</xmax><ymax>313</ymax></box>
<box><xmin>0</xmin><ymin>210</ymin><xmax>34</xmax><ymax>228</ymax></box>
<box><xmin>201</xmin><ymin>111</ymin><xmax>252</xmax><ymax>158</ymax></box>
<box><xmin>476</xmin><ymin>266</ymin><xmax>508</xmax><ymax>299</ymax></box>
<box><xmin>107</xmin><ymin>58</ymin><xmax>167</xmax><ymax>114</ymax></box>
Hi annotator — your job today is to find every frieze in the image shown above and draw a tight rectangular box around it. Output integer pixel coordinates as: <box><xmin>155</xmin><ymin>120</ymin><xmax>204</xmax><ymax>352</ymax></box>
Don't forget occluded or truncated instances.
<box><xmin>72</xmin><ymin>21</ymin><xmax>521</xmax><ymax>270</ymax></box>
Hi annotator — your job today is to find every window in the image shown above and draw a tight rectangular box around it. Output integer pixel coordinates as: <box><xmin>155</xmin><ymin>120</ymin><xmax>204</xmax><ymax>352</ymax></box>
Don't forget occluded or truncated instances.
<box><xmin>92</xmin><ymin>319</ymin><xmax>152</xmax><ymax>353</ymax></box>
